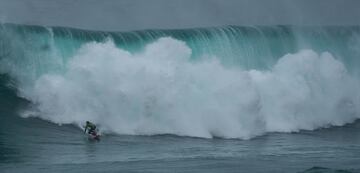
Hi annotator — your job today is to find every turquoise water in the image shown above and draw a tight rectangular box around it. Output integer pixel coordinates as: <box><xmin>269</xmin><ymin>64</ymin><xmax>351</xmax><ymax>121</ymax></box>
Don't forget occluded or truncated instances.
<box><xmin>2</xmin><ymin>24</ymin><xmax>360</xmax><ymax>74</ymax></box>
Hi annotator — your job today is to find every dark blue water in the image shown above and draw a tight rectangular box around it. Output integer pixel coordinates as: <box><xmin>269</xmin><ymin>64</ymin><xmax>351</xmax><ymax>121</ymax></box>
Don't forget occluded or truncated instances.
<box><xmin>1</xmin><ymin>101</ymin><xmax>360</xmax><ymax>173</ymax></box>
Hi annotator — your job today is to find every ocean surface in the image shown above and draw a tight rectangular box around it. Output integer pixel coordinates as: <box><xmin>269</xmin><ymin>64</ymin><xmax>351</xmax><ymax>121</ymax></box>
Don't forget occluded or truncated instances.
<box><xmin>1</xmin><ymin>23</ymin><xmax>360</xmax><ymax>172</ymax></box>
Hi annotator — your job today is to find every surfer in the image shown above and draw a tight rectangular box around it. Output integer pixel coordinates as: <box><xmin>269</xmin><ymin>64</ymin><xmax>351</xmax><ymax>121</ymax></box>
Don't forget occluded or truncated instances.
<box><xmin>84</xmin><ymin>121</ymin><xmax>97</xmax><ymax>135</ymax></box>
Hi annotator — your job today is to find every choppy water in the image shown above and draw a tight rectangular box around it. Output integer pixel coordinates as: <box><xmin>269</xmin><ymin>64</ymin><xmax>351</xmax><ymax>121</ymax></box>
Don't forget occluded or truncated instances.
<box><xmin>1</xmin><ymin>115</ymin><xmax>360</xmax><ymax>172</ymax></box>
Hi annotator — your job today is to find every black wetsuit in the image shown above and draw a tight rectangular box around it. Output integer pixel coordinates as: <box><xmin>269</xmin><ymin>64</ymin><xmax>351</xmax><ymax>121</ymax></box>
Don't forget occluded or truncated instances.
<box><xmin>85</xmin><ymin>123</ymin><xmax>97</xmax><ymax>135</ymax></box>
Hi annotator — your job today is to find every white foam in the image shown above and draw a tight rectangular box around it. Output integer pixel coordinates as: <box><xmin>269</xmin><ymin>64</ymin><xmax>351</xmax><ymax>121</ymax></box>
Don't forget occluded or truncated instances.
<box><xmin>21</xmin><ymin>37</ymin><xmax>360</xmax><ymax>139</ymax></box>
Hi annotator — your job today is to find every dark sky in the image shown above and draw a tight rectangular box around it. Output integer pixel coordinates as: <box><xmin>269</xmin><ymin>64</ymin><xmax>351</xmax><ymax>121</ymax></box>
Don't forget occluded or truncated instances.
<box><xmin>1</xmin><ymin>0</ymin><xmax>360</xmax><ymax>31</ymax></box>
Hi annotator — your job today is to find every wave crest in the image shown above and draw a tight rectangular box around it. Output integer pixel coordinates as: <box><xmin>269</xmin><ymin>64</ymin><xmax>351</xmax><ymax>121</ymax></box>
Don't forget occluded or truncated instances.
<box><xmin>19</xmin><ymin>37</ymin><xmax>360</xmax><ymax>139</ymax></box>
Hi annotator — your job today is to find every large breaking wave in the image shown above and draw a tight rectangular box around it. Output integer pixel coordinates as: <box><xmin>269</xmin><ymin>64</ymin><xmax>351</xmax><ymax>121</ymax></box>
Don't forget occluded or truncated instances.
<box><xmin>1</xmin><ymin>24</ymin><xmax>360</xmax><ymax>139</ymax></box>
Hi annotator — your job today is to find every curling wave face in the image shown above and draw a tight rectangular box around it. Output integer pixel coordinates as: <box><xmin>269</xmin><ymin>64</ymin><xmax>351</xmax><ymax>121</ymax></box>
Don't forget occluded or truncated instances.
<box><xmin>0</xmin><ymin>24</ymin><xmax>360</xmax><ymax>139</ymax></box>
<box><xmin>19</xmin><ymin>38</ymin><xmax>360</xmax><ymax>139</ymax></box>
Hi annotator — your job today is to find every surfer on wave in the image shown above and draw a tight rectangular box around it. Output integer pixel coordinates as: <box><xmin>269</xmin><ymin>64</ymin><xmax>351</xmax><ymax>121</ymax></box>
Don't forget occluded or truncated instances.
<box><xmin>84</xmin><ymin>121</ymin><xmax>97</xmax><ymax>135</ymax></box>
